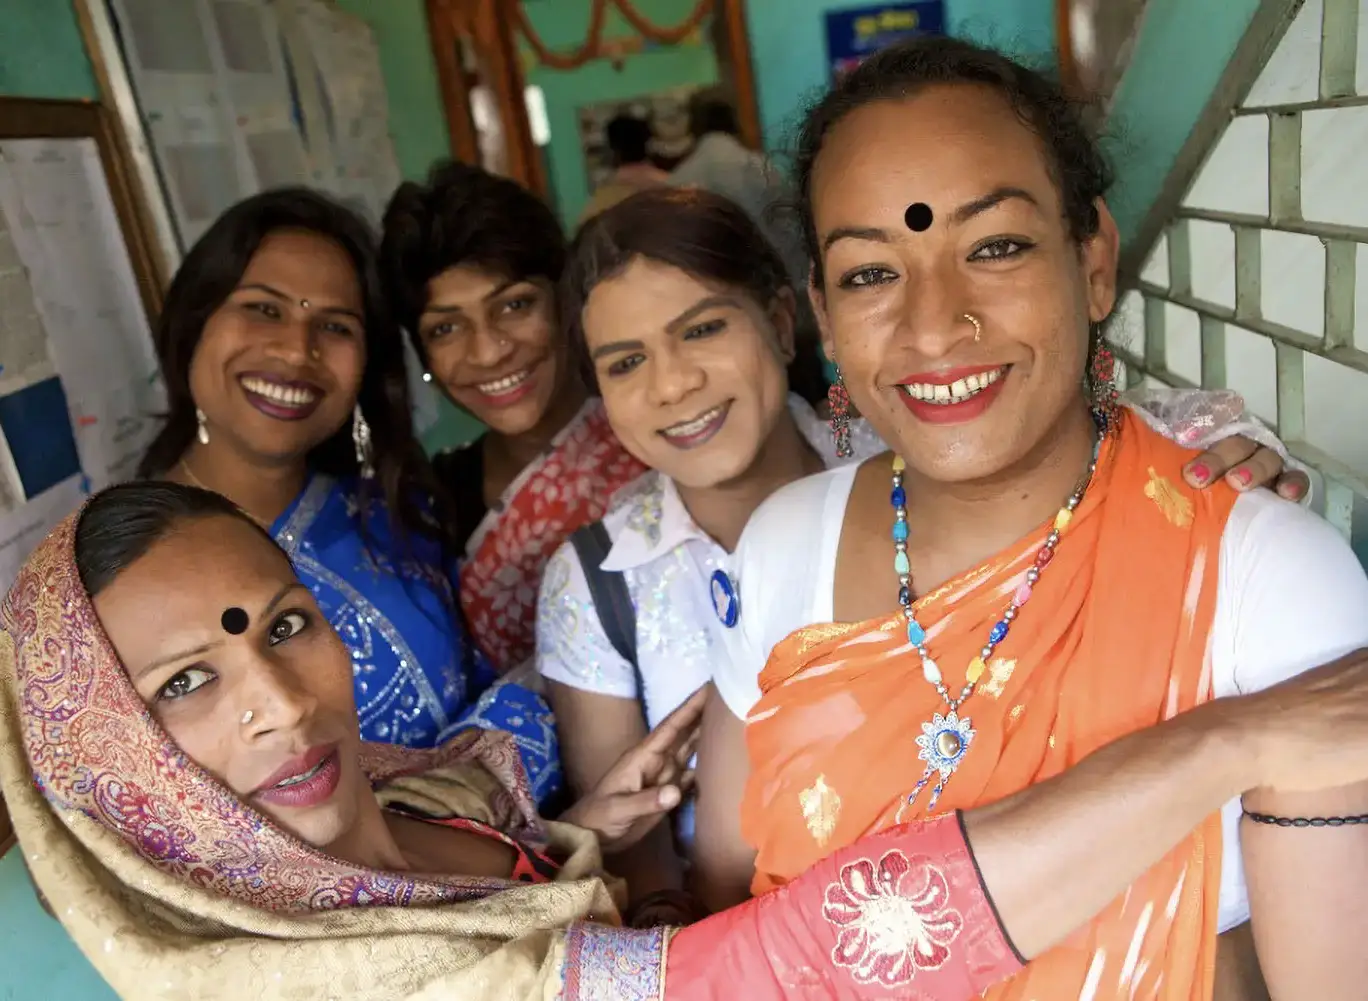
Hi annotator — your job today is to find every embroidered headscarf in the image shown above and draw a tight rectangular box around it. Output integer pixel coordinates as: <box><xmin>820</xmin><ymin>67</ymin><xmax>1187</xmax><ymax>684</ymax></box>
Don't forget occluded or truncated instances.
<box><xmin>0</xmin><ymin>513</ymin><xmax>625</xmax><ymax>999</ymax></box>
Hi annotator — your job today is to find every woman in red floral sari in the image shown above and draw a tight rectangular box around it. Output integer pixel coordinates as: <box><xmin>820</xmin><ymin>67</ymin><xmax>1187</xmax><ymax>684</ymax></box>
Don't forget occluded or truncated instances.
<box><xmin>382</xmin><ymin>162</ymin><xmax>647</xmax><ymax>672</ymax></box>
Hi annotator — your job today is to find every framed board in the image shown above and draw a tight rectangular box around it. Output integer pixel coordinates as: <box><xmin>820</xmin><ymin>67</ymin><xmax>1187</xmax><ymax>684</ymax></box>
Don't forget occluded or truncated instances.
<box><xmin>0</xmin><ymin>97</ymin><xmax>166</xmax><ymax>856</ymax></box>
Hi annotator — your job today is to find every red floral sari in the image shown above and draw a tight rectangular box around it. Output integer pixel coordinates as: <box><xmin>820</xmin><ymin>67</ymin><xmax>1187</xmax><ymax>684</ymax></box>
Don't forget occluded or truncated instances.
<box><xmin>459</xmin><ymin>399</ymin><xmax>646</xmax><ymax>673</ymax></box>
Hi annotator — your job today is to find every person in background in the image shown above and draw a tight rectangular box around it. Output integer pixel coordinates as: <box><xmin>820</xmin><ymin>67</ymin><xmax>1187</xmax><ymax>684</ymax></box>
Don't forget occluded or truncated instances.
<box><xmin>697</xmin><ymin>37</ymin><xmax>1367</xmax><ymax>999</ymax></box>
<box><xmin>538</xmin><ymin>189</ymin><xmax>1303</xmax><ymax>930</ymax></box>
<box><xmin>381</xmin><ymin>162</ymin><xmax>647</xmax><ymax>675</ymax></box>
<box><xmin>669</xmin><ymin>91</ymin><xmax>776</xmax><ymax>224</ymax></box>
<box><xmin>580</xmin><ymin>114</ymin><xmax>671</xmax><ymax>224</ymax></box>
<box><xmin>137</xmin><ymin>189</ymin><xmax>560</xmax><ymax>804</ymax></box>
<box><xmin>669</xmin><ymin>90</ymin><xmax>803</xmax><ymax>279</ymax></box>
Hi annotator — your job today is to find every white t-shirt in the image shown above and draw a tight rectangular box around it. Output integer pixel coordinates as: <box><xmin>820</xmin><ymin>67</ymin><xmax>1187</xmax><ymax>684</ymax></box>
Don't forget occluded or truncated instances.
<box><xmin>535</xmin><ymin>396</ymin><xmax>886</xmax><ymax>843</ymax></box>
<box><xmin>714</xmin><ymin>466</ymin><xmax>1368</xmax><ymax>934</ymax></box>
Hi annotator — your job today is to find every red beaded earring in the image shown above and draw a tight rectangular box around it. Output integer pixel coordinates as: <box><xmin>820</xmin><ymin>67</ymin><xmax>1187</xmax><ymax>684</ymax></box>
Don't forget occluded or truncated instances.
<box><xmin>1090</xmin><ymin>337</ymin><xmax>1120</xmax><ymax>429</ymax></box>
<box><xmin>828</xmin><ymin>371</ymin><xmax>852</xmax><ymax>459</ymax></box>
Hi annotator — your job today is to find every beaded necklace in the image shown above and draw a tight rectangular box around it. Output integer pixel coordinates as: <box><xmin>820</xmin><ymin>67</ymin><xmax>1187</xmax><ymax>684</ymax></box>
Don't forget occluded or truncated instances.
<box><xmin>892</xmin><ymin>424</ymin><xmax>1102</xmax><ymax>811</ymax></box>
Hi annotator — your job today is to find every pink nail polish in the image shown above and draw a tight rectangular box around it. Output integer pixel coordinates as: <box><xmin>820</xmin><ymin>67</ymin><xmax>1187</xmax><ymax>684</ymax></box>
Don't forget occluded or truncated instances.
<box><xmin>1234</xmin><ymin>468</ymin><xmax>1253</xmax><ymax>486</ymax></box>
<box><xmin>1188</xmin><ymin>463</ymin><xmax>1210</xmax><ymax>484</ymax></box>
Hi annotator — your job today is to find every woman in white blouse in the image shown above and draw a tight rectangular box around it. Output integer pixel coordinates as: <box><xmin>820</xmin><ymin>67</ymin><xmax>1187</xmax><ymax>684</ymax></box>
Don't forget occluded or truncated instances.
<box><xmin>533</xmin><ymin>187</ymin><xmax>1299</xmax><ymax>927</ymax></box>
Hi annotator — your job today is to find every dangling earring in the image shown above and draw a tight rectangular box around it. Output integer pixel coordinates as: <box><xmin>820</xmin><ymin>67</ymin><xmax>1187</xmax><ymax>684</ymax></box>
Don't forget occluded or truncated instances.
<box><xmin>195</xmin><ymin>407</ymin><xmax>210</xmax><ymax>445</ymax></box>
<box><xmin>1089</xmin><ymin>331</ymin><xmax>1120</xmax><ymax>432</ymax></box>
<box><xmin>352</xmin><ymin>405</ymin><xmax>375</xmax><ymax>479</ymax></box>
<box><xmin>828</xmin><ymin>369</ymin><xmax>853</xmax><ymax>460</ymax></box>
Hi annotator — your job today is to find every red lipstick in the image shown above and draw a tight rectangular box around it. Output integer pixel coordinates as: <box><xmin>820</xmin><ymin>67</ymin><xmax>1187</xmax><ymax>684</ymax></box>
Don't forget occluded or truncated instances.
<box><xmin>251</xmin><ymin>744</ymin><xmax>341</xmax><ymax>809</ymax></box>
<box><xmin>896</xmin><ymin>364</ymin><xmax>1010</xmax><ymax>425</ymax></box>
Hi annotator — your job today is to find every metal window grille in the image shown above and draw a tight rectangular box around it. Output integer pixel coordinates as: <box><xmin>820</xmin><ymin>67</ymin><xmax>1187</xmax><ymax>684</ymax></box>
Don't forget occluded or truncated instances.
<box><xmin>1111</xmin><ymin>0</ymin><xmax>1368</xmax><ymax>560</ymax></box>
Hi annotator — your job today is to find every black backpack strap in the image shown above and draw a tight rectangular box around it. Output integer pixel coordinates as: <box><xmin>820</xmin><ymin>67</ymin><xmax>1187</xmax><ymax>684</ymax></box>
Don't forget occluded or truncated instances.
<box><xmin>569</xmin><ymin>521</ymin><xmax>642</xmax><ymax>691</ymax></box>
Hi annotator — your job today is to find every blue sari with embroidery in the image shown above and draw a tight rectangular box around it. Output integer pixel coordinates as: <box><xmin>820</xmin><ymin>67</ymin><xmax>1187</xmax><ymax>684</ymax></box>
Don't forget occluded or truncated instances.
<box><xmin>272</xmin><ymin>475</ymin><xmax>561</xmax><ymax>806</ymax></box>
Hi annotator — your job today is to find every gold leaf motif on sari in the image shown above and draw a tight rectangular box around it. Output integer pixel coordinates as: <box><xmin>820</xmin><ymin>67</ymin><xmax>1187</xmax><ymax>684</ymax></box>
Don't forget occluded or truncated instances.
<box><xmin>980</xmin><ymin>659</ymin><xmax>1017</xmax><ymax>699</ymax></box>
<box><xmin>1143</xmin><ymin>466</ymin><xmax>1193</xmax><ymax>528</ymax></box>
<box><xmin>795</xmin><ymin>621</ymin><xmax>866</xmax><ymax>657</ymax></box>
<box><xmin>799</xmin><ymin>774</ymin><xmax>841</xmax><ymax>848</ymax></box>
<box><xmin>919</xmin><ymin>561</ymin><xmax>1001</xmax><ymax>606</ymax></box>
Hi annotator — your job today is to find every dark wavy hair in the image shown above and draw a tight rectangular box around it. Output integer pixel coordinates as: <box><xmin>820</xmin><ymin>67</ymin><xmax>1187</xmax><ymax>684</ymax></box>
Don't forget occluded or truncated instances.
<box><xmin>561</xmin><ymin>187</ymin><xmax>829</xmax><ymax>405</ymax></box>
<box><xmin>379</xmin><ymin>160</ymin><xmax>567</xmax><ymax>362</ymax></box>
<box><xmin>136</xmin><ymin>187</ymin><xmax>457</xmax><ymax>554</ymax></box>
<box><xmin>77</xmin><ymin>481</ymin><xmax>274</xmax><ymax>598</ymax></box>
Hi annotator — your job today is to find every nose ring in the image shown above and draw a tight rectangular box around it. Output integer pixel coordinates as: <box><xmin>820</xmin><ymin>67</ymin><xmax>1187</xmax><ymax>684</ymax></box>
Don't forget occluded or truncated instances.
<box><xmin>240</xmin><ymin>709</ymin><xmax>254</xmax><ymax>726</ymax></box>
<box><xmin>309</xmin><ymin>347</ymin><xmax>321</xmax><ymax>361</ymax></box>
<box><xmin>963</xmin><ymin>313</ymin><xmax>982</xmax><ymax>343</ymax></box>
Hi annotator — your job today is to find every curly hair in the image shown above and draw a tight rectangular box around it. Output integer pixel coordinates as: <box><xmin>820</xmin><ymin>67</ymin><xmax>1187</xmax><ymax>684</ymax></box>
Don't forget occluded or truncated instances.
<box><xmin>379</xmin><ymin>160</ymin><xmax>567</xmax><ymax>360</ymax></box>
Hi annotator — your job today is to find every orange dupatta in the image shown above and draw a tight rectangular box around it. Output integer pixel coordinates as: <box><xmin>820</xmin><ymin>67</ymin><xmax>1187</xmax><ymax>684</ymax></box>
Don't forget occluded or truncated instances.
<box><xmin>740</xmin><ymin>411</ymin><xmax>1236</xmax><ymax>1001</ymax></box>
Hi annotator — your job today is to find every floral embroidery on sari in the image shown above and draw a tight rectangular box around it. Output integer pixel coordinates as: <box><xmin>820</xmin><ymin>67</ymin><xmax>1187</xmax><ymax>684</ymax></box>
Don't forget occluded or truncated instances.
<box><xmin>562</xmin><ymin>922</ymin><xmax>668</xmax><ymax>1001</ymax></box>
<box><xmin>823</xmin><ymin>849</ymin><xmax>964</xmax><ymax>987</ymax></box>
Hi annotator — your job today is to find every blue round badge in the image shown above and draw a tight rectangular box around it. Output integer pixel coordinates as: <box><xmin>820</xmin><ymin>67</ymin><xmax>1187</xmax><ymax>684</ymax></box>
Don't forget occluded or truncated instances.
<box><xmin>710</xmin><ymin>570</ymin><xmax>739</xmax><ymax>628</ymax></box>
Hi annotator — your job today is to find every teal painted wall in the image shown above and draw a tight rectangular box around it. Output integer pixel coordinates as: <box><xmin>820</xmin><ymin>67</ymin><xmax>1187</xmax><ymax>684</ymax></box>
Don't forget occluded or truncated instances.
<box><xmin>0</xmin><ymin>0</ymin><xmax>98</xmax><ymax>99</ymax></box>
<box><xmin>522</xmin><ymin>0</ymin><xmax>719</xmax><ymax>225</ymax></box>
<box><xmin>0</xmin><ymin>850</ymin><xmax>114</xmax><ymax>1001</ymax></box>
<box><xmin>333</xmin><ymin>0</ymin><xmax>452</xmax><ymax>183</ymax></box>
<box><xmin>1106</xmin><ymin>0</ymin><xmax>1264</xmax><ymax>248</ymax></box>
<box><xmin>744</xmin><ymin>0</ymin><xmax>1056</xmax><ymax>153</ymax></box>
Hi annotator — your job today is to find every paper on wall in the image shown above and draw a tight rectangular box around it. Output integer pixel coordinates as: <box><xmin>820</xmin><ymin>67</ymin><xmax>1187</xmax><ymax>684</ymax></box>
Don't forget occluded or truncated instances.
<box><xmin>277</xmin><ymin>0</ymin><xmax>403</xmax><ymax>222</ymax></box>
<box><xmin>0</xmin><ymin>141</ymin><xmax>161</xmax><ymax>404</ymax></box>
<box><xmin>0</xmin><ymin>475</ymin><xmax>84</xmax><ymax>592</ymax></box>
<box><xmin>0</xmin><ymin>135</ymin><xmax>162</xmax><ymax>590</ymax></box>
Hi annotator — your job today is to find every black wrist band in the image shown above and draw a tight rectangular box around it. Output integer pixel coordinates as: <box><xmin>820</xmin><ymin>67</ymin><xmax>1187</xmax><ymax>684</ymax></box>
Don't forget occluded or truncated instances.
<box><xmin>1242</xmin><ymin>809</ymin><xmax>1368</xmax><ymax>828</ymax></box>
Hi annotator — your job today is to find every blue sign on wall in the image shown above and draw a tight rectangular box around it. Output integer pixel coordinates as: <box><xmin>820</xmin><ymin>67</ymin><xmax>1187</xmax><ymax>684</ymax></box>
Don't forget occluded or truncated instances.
<box><xmin>825</xmin><ymin>2</ymin><xmax>945</xmax><ymax>79</ymax></box>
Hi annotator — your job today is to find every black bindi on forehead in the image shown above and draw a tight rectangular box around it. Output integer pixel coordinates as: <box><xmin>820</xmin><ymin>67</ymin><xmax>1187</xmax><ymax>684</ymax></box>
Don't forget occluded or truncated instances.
<box><xmin>904</xmin><ymin>202</ymin><xmax>934</xmax><ymax>232</ymax></box>
<box><xmin>220</xmin><ymin>607</ymin><xmax>250</xmax><ymax>635</ymax></box>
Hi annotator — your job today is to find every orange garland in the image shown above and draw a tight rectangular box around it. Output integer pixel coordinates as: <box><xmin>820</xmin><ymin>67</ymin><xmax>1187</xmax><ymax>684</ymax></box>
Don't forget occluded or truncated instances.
<box><xmin>612</xmin><ymin>0</ymin><xmax>713</xmax><ymax>44</ymax></box>
<box><xmin>513</xmin><ymin>0</ymin><xmax>714</xmax><ymax>71</ymax></box>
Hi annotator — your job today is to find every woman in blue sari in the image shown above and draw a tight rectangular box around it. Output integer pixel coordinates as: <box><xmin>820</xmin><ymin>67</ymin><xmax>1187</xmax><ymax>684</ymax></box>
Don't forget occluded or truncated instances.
<box><xmin>135</xmin><ymin>189</ymin><xmax>561</xmax><ymax>805</ymax></box>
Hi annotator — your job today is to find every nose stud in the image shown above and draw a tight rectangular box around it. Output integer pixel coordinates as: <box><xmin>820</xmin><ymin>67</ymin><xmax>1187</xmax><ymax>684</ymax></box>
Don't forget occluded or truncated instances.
<box><xmin>963</xmin><ymin>313</ymin><xmax>983</xmax><ymax>343</ymax></box>
<box><xmin>240</xmin><ymin>709</ymin><xmax>254</xmax><ymax>726</ymax></box>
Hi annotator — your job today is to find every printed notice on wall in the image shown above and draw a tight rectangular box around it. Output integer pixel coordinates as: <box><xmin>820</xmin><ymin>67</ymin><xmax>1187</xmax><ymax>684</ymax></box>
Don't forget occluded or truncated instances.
<box><xmin>0</xmin><ymin>138</ymin><xmax>162</xmax><ymax>590</ymax></box>
<box><xmin>825</xmin><ymin>2</ymin><xmax>944</xmax><ymax>80</ymax></box>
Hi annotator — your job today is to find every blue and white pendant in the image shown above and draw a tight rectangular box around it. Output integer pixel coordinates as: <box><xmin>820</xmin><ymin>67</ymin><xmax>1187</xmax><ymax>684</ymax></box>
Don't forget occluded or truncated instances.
<box><xmin>906</xmin><ymin>711</ymin><xmax>976</xmax><ymax>812</ymax></box>
<box><xmin>710</xmin><ymin>570</ymin><xmax>739</xmax><ymax>628</ymax></box>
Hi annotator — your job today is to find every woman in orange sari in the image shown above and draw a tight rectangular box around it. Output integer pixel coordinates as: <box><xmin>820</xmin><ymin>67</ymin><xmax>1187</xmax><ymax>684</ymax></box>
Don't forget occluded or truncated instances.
<box><xmin>695</xmin><ymin>38</ymin><xmax>1368</xmax><ymax>1000</ymax></box>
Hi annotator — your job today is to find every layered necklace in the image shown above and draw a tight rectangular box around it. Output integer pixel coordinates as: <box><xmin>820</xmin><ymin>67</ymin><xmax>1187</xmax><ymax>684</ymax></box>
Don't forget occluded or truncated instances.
<box><xmin>893</xmin><ymin>423</ymin><xmax>1103</xmax><ymax>812</ymax></box>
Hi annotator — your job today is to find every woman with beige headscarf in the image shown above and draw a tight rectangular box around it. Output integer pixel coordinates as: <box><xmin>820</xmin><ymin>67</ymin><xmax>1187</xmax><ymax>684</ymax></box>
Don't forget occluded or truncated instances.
<box><xmin>6</xmin><ymin>481</ymin><xmax>1368</xmax><ymax>1000</ymax></box>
